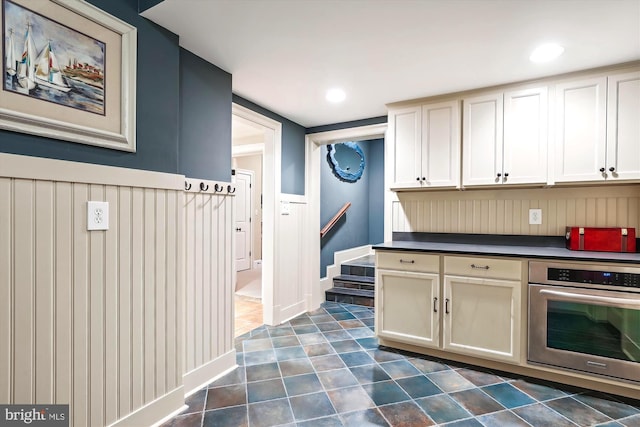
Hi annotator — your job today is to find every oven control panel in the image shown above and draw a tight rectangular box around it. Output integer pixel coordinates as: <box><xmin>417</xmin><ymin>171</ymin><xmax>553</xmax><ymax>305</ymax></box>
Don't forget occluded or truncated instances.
<box><xmin>548</xmin><ymin>268</ymin><xmax>640</xmax><ymax>288</ymax></box>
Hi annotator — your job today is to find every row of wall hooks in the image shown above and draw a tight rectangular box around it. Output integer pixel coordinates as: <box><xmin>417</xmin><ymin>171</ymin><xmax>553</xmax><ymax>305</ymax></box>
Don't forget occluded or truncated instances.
<box><xmin>184</xmin><ymin>181</ymin><xmax>236</xmax><ymax>194</ymax></box>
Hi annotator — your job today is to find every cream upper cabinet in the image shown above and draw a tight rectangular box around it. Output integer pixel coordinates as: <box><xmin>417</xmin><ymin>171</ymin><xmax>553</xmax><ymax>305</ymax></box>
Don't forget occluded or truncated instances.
<box><xmin>554</xmin><ymin>76</ymin><xmax>608</xmax><ymax>182</ymax></box>
<box><xmin>389</xmin><ymin>100</ymin><xmax>460</xmax><ymax>189</ymax></box>
<box><xmin>606</xmin><ymin>71</ymin><xmax>640</xmax><ymax>181</ymax></box>
<box><xmin>463</xmin><ymin>88</ymin><xmax>548</xmax><ymax>186</ymax></box>
<box><xmin>390</xmin><ymin>105</ymin><xmax>422</xmax><ymax>188</ymax></box>
<box><xmin>503</xmin><ymin>87</ymin><xmax>548</xmax><ymax>185</ymax></box>
<box><xmin>462</xmin><ymin>92</ymin><xmax>503</xmax><ymax>186</ymax></box>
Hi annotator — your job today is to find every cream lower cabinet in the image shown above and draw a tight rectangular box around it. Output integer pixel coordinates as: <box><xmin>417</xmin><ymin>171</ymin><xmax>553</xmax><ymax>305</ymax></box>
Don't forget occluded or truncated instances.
<box><xmin>443</xmin><ymin>256</ymin><xmax>522</xmax><ymax>364</ymax></box>
<box><xmin>443</xmin><ymin>275</ymin><xmax>521</xmax><ymax>363</ymax></box>
<box><xmin>376</xmin><ymin>269</ymin><xmax>439</xmax><ymax>347</ymax></box>
<box><xmin>375</xmin><ymin>251</ymin><xmax>440</xmax><ymax>347</ymax></box>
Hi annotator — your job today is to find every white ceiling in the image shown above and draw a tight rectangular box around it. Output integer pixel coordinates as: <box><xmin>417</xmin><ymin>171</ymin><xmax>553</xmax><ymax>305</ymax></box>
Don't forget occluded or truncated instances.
<box><xmin>142</xmin><ymin>0</ymin><xmax>640</xmax><ymax>128</ymax></box>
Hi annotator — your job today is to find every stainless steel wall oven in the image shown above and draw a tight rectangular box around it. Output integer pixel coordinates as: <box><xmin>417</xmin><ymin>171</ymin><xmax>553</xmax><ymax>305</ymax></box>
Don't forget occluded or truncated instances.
<box><xmin>528</xmin><ymin>261</ymin><xmax>640</xmax><ymax>383</ymax></box>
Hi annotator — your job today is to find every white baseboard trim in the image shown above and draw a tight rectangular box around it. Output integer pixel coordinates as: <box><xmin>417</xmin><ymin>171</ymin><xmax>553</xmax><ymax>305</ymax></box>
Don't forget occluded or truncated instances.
<box><xmin>278</xmin><ymin>300</ymin><xmax>307</xmax><ymax>324</ymax></box>
<box><xmin>320</xmin><ymin>245</ymin><xmax>373</xmax><ymax>293</ymax></box>
<box><xmin>108</xmin><ymin>386</ymin><xmax>185</xmax><ymax>427</ymax></box>
<box><xmin>182</xmin><ymin>349</ymin><xmax>237</xmax><ymax>396</ymax></box>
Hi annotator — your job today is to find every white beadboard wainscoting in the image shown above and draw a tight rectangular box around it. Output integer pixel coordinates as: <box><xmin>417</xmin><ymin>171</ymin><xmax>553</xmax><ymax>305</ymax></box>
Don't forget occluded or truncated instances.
<box><xmin>0</xmin><ymin>154</ymin><xmax>238</xmax><ymax>427</ymax></box>
<box><xmin>272</xmin><ymin>196</ymin><xmax>309</xmax><ymax>325</ymax></box>
<box><xmin>182</xmin><ymin>179</ymin><xmax>236</xmax><ymax>395</ymax></box>
<box><xmin>392</xmin><ymin>185</ymin><xmax>640</xmax><ymax>236</ymax></box>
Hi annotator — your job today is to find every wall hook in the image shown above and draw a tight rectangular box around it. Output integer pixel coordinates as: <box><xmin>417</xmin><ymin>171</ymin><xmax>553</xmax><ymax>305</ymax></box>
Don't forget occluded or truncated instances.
<box><xmin>199</xmin><ymin>182</ymin><xmax>209</xmax><ymax>191</ymax></box>
<box><xmin>215</xmin><ymin>183</ymin><xmax>224</xmax><ymax>192</ymax></box>
<box><xmin>227</xmin><ymin>185</ymin><xmax>236</xmax><ymax>194</ymax></box>
<box><xmin>185</xmin><ymin>181</ymin><xmax>192</xmax><ymax>191</ymax></box>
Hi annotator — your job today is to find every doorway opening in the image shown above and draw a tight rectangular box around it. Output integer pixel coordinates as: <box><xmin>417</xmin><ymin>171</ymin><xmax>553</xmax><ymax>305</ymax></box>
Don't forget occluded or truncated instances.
<box><xmin>232</xmin><ymin>108</ymin><xmax>275</xmax><ymax>337</ymax></box>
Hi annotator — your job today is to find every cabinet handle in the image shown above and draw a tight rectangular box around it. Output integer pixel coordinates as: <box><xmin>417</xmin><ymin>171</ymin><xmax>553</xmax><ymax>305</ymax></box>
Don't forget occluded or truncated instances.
<box><xmin>504</xmin><ymin>172</ymin><xmax>509</xmax><ymax>178</ymax></box>
<box><xmin>399</xmin><ymin>259</ymin><xmax>415</xmax><ymax>264</ymax></box>
<box><xmin>609</xmin><ymin>167</ymin><xmax>616</xmax><ymax>172</ymax></box>
<box><xmin>496</xmin><ymin>173</ymin><xmax>502</xmax><ymax>178</ymax></box>
<box><xmin>599</xmin><ymin>167</ymin><xmax>606</xmax><ymax>173</ymax></box>
<box><xmin>445</xmin><ymin>298</ymin><xmax>450</xmax><ymax>314</ymax></box>
<box><xmin>421</xmin><ymin>177</ymin><xmax>426</xmax><ymax>181</ymax></box>
<box><xmin>470</xmin><ymin>264</ymin><xmax>490</xmax><ymax>270</ymax></box>
<box><xmin>433</xmin><ymin>297</ymin><xmax>438</xmax><ymax>313</ymax></box>
<box><xmin>416</xmin><ymin>177</ymin><xmax>420</xmax><ymax>181</ymax></box>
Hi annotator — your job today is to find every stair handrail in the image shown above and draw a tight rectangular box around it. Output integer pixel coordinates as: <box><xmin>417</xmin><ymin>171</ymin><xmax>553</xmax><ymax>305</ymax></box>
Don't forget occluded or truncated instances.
<box><xmin>321</xmin><ymin>202</ymin><xmax>351</xmax><ymax>238</ymax></box>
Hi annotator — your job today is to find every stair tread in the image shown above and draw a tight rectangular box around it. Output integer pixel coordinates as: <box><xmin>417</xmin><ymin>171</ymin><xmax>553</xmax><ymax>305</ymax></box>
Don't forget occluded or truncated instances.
<box><xmin>326</xmin><ymin>287</ymin><xmax>374</xmax><ymax>297</ymax></box>
<box><xmin>334</xmin><ymin>274</ymin><xmax>375</xmax><ymax>283</ymax></box>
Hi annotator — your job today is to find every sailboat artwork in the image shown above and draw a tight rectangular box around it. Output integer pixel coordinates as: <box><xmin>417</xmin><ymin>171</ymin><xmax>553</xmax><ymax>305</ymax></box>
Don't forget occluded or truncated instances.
<box><xmin>3</xmin><ymin>0</ymin><xmax>106</xmax><ymax>115</ymax></box>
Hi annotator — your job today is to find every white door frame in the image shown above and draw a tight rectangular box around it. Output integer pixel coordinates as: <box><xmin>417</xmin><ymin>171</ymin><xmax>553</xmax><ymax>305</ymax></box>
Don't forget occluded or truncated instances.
<box><xmin>304</xmin><ymin>123</ymin><xmax>387</xmax><ymax>310</ymax></box>
<box><xmin>232</xmin><ymin>103</ymin><xmax>282</xmax><ymax>326</ymax></box>
<box><xmin>234</xmin><ymin>168</ymin><xmax>254</xmax><ymax>271</ymax></box>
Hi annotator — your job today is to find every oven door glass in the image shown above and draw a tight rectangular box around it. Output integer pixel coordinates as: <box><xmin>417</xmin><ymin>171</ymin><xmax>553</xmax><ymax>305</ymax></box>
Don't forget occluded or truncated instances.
<box><xmin>546</xmin><ymin>298</ymin><xmax>640</xmax><ymax>363</ymax></box>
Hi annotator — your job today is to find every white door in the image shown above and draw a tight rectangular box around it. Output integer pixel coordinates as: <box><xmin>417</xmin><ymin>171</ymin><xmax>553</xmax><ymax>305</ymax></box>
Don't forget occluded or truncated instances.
<box><xmin>234</xmin><ymin>170</ymin><xmax>252</xmax><ymax>271</ymax></box>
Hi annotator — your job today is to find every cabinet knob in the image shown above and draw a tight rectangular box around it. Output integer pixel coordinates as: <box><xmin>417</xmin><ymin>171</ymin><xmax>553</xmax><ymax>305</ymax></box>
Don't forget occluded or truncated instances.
<box><xmin>496</xmin><ymin>173</ymin><xmax>502</xmax><ymax>178</ymax></box>
<box><xmin>416</xmin><ymin>177</ymin><xmax>420</xmax><ymax>181</ymax></box>
<box><xmin>421</xmin><ymin>177</ymin><xmax>426</xmax><ymax>181</ymax></box>
<box><xmin>609</xmin><ymin>167</ymin><xmax>616</xmax><ymax>172</ymax></box>
<box><xmin>504</xmin><ymin>173</ymin><xmax>509</xmax><ymax>178</ymax></box>
<box><xmin>599</xmin><ymin>167</ymin><xmax>606</xmax><ymax>173</ymax></box>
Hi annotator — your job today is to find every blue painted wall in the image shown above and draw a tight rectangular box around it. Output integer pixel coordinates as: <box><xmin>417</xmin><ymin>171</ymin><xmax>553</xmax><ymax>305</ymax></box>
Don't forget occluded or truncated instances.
<box><xmin>179</xmin><ymin>49</ymin><xmax>232</xmax><ymax>181</ymax></box>
<box><xmin>232</xmin><ymin>95</ymin><xmax>306</xmax><ymax>195</ymax></box>
<box><xmin>306</xmin><ymin>116</ymin><xmax>387</xmax><ymax>134</ymax></box>
<box><xmin>138</xmin><ymin>0</ymin><xmax>164</xmax><ymax>13</ymax></box>
<box><xmin>320</xmin><ymin>138</ymin><xmax>384</xmax><ymax>277</ymax></box>
<box><xmin>0</xmin><ymin>0</ymin><xmax>181</xmax><ymax>174</ymax></box>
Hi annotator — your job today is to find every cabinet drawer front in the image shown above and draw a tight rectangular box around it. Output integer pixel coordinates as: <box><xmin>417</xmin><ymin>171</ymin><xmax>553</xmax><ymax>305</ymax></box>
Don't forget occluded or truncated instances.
<box><xmin>377</xmin><ymin>251</ymin><xmax>439</xmax><ymax>273</ymax></box>
<box><xmin>444</xmin><ymin>256</ymin><xmax>522</xmax><ymax>280</ymax></box>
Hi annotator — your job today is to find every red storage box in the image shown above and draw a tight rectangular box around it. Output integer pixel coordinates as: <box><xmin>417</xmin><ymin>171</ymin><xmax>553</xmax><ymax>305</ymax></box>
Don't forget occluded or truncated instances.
<box><xmin>566</xmin><ymin>227</ymin><xmax>636</xmax><ymax>252</ymax></box>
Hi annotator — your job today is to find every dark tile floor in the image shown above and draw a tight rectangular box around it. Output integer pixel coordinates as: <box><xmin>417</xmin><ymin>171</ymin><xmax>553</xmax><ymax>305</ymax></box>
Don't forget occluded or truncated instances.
<box><xmin>162</xmin><ymin>302</ymin><xmax>640</xmax><ymax>427</ymax></box>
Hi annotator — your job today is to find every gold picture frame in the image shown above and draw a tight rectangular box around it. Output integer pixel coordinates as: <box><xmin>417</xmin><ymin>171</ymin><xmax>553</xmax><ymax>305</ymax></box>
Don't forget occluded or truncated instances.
<box><xmin>1</xmin><ymin>0</ymin><xmax>136</xmax><ymax>151</ymax></box>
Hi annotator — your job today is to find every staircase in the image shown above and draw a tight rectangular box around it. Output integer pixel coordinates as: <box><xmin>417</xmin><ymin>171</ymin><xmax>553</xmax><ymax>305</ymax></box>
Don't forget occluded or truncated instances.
<box><xmin>325</xmin><ymin>255</ymin><xmax>375</xmax><ymax>307</ymax></box>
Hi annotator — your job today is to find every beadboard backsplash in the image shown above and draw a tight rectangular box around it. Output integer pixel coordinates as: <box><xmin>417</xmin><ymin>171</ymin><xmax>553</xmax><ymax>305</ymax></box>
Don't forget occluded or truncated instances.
<box><xmin>392</xmin><ymin>185</ymin><xmax>640</xmax><ymax>236</ymax></box>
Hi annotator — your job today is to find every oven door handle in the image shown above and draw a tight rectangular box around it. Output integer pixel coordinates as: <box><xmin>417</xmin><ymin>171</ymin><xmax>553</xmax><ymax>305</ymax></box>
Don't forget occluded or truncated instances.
<box><xmin>539</xmin><ymin>289</ymin><xmax>640</xmax><ymax>309</ymax></box>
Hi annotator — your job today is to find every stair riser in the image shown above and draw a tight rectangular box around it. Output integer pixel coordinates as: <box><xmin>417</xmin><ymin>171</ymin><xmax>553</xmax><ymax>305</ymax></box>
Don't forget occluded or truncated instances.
<box><xmin>340</xmin><ymin>265</ymin><xmax>375</xmax><ymax>277</ymax></box>
<box><xmin>325</xmin><ymin>292</ymin><xmax>374</xmax><ymax>307</ymax></box>
<box><xmin>333</xmin><ymin>281</ymin><xmax>374</xmax><ymax>292</ymax></box>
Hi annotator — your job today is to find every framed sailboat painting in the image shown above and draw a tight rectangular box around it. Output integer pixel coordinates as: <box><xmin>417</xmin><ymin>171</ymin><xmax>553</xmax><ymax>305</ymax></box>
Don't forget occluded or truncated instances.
<box><xmin>1</xmin><ymin>0</ymin><xmax>136</xmax><ymax>151</ymax></box>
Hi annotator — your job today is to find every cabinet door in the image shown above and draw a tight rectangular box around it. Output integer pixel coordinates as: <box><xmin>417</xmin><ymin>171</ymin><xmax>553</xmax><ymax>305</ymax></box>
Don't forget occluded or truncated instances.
<box><xmin>554</xmin><ymin>77</ymin><xmax>607</xmax><ymax>182</ymax></box>
<box><xmin>443</xmin><ymin>275</ymin><xmax>521</xmax><ymax>363</ymax></box>
<box><xmin>390</xmin><ymin>106</ymin><xmax>422</xmax><ymax>188</ymax></box>
<box><xmin>376</xmin><ymin>269</ymin><xmax>439</xmax><ymax>348</ymax></box>
<box><xmin>462</xmin><ymin>93</ymin><xmax>503</xmax><ymax>186</ymax></box>
<box><xmin>421</xmin><ymin>100</ymin><xmax>460</xmax><ymax>188</ymax></box>
<box><xmin>607</xmin><ymin>71</ymin><xmax>640</xmax><ymax>181</ymax></box>
<box><xmin>503</xmin><ymin>87</ymin><xmax>548</xmax><ymax>185</ymax></box>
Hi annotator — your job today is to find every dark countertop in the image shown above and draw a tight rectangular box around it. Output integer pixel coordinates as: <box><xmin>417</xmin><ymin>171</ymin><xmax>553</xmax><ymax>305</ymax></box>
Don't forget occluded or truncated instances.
<box><xmin>372</xmin><ymin>233</ymin><xmax>640</xmax><ymax>264</ymax></box>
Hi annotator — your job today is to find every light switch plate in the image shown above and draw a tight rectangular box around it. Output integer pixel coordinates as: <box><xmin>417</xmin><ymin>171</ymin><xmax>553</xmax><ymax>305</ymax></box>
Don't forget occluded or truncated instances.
<box><xmin>529</xmin><ymin>208</ymin><xmax>542</xmax><ymax>225</ymax></box>
<box><xmin>88</xmin><ymin>201</ymin><xmax>109</xmax><ymax>230</ymax></box>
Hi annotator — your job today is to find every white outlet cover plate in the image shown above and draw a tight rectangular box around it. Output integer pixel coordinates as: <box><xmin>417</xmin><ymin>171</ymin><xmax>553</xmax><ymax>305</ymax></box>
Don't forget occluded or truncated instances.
<box><xmin>281</xmin><ymin>201</ymin><xmax>291</xmax><ymax>215</ymax></box>
<box><xmin>88</xmin><ymin>201</ymin><xmax>109</xmax><ymax>230</ymax></box>
<box><xmin>529</xmin><ymin>208</ymin><xmax>542</xmax><ymax>225</ymax></box>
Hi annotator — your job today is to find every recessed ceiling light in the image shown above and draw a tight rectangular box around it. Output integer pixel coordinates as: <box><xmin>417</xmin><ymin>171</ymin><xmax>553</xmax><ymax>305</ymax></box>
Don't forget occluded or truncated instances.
<box><xmin>529</xmin><ymin>43</ymin><xmax>564</xmax><ymax>63</ymax></box>
<box><xmin>326</xmin><ymin>88</ymin><xmax>346</xmax><ymax>103</ymax></box>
